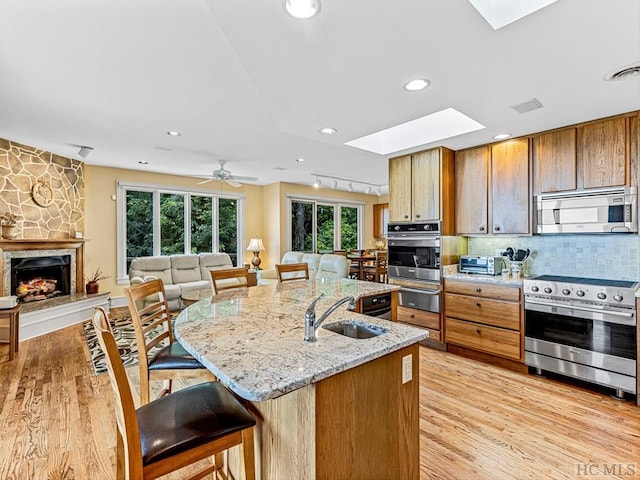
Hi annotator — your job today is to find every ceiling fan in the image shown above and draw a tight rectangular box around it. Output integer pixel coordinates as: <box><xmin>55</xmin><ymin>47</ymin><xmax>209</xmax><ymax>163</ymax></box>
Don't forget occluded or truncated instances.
<box><xmin>196</xmin><ymin>160</ymin><xmax>258</xmax><ymax>188</ymax></box>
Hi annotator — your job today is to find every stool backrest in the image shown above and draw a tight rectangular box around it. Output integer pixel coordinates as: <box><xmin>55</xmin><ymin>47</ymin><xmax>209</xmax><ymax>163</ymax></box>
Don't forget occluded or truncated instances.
<box><xmin>92</xmin><ymin>307</ymin><xmax>144</xmax><ymax>478</ymax></box>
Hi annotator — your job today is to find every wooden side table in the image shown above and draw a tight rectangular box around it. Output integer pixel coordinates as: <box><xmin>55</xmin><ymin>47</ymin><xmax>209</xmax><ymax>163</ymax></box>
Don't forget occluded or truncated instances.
<box><xmin>0</xmin><ymin>304</ymin><xmax>21</xmax><ymax>361</ymax></box>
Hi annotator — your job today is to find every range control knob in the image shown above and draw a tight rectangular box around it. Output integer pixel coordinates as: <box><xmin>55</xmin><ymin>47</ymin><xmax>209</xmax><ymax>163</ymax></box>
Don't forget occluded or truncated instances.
<box><xmin>531</xmin><ymin>286</ymin><xmax>539</xmax><ymax>292</ymax></box>
<box><xmin>544</xmin><ymin>287</ymin><xmax>552</xmax><ymax>294</ymax></box>
<box><xmin>562</xmin><ymin>289</ymin><xmax>570</xmax><ymax>295</ymax></box>
<box><xmin>613</xmin><ymin>294</ymin><xmax>623</xmax><ymax>302</ymax></box>
<box><xmin>597</xmin><ymin>292</ymin><xmax>607</xmax><ymax>300</ymax></box>
<box><xmin>576</xmin><ymin>290</ymin><xmax>585</xmax><ymax>297</ymax></box>
<box><xmin>393</xmin><ymin>225</ymin><xmax>400</xmax><ymax>231</ymax></box>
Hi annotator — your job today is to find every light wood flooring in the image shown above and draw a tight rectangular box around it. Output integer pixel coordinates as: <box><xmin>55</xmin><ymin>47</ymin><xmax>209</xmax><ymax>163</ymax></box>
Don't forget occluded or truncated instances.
<box><xmin>0</xmin><ymin>323</ymin><xmax>638</xmax><ymax>479</ymax></box>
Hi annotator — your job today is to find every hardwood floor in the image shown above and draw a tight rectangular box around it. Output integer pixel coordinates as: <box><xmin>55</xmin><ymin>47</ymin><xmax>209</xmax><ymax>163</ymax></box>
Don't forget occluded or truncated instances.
<box><xmin>0</xmin><ymin>324</ymin><xmax>638</xmax><ymax>479</ymax></box>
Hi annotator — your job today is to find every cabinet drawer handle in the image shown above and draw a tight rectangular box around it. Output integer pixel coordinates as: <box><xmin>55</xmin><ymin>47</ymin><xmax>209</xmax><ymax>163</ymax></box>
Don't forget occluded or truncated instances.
<box><xmin>410</xmin><ymin>314</ymin><xmax>415</xmax><ymax>318</ymax></box>
<box><xmin>404</xmin><ymin>214</ymin><xmax>409</xmax><ymax>219</ymax></box>
<box><xmin>415</xmin><ymin>214</ymin><xmax>421</xmax><ymax>219</ymax></box>
<box><xmin>476</xmin><ymin>328</ymin><xmax>481</xmax><ymax>334</ymax></box>
<box><xmin>479</xmin><ymin>226</ymin><xmax>485</xmax><ymax>232</ymax></box>
<box><xmin>494</xmin><ymin>225</ymin><xmax>501</xmax><ymax>231</ymax></box>
<box><xmin>476</xmin><ymin>302</ymin><xmax>481</xmax><ymax>307</ymax></box>
<box><xmin>475</xmin><ymin>287</ymin><xmax>482</xmax><ymax>292</ymax></box>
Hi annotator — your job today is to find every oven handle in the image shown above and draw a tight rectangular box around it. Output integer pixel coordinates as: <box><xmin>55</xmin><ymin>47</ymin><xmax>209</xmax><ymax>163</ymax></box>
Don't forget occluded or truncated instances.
<box><xmin>525</xmin><ymin>298</ymin><xmax>636</xmax><ymax>325</ymax></box>
<box><xmin>401</xmin><ymin>287</ymin><xmax>441</xmax><ymax>295</ymax></box>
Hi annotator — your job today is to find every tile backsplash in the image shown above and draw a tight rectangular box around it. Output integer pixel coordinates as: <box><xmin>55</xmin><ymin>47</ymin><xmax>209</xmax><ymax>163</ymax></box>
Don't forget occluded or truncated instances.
<box><xmin>468</xmin><ymin>235</ymin><xmax>640</xmax><ymax>281</ymax></box>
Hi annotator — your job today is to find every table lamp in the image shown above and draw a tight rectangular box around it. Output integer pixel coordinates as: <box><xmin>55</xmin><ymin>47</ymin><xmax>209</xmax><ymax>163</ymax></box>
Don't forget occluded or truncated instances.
<box><xmin>247</xmin><ymin>238</ymin><xmax>266</xmax><ymax>270</ymax></box>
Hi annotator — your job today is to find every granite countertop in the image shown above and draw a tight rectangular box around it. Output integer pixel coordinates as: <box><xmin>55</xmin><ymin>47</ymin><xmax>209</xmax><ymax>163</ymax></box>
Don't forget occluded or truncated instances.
<box><xmin>174</xmin><ymin>278</ymin><xmax>427</xmax><ymax>401</ymax></box>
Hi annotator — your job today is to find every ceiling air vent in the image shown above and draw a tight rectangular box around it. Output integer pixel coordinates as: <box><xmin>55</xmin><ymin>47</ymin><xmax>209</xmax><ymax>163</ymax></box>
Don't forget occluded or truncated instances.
<box><xmin>510</xmin><ymin>98</ymin><xmax>544</xmax><ymax>114</ymax></box>
<box><xmin>604</xmin><ymin>62</ymin><xmax>640</xmax><ymax>81</ymax></box>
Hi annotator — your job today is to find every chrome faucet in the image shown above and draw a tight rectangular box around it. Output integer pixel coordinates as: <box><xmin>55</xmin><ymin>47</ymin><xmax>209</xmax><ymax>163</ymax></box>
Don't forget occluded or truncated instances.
<box><xmin>304</xmin><ymin>293</ymin><xmax>356</xmax><ymax>342</ymax></box>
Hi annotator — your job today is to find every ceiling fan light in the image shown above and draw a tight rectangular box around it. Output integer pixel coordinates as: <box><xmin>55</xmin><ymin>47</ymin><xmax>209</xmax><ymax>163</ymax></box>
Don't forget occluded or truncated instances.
<box><xmin>284</xmin><ymin>0</ymin><xmax>321</xmax><ymax>19</ymax></box>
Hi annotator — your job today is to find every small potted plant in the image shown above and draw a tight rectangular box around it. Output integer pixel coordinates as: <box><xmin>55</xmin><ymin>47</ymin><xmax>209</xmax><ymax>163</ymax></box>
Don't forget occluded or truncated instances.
<box><xmin>0</xmin><ymin>213</ymin><xmax>19</xmax><ymax>239</ymax></box>
<box><xmin>85</xmin><ymin>268</ymin><xmax>109</xmax><ymax>294</ymax></box>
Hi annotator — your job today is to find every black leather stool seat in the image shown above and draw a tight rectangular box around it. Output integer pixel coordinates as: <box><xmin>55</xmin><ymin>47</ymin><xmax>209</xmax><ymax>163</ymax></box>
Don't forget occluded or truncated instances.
<box><xmin>137</xmin><ymin>381</ymin><xmax>256</xmax><ymax>466</ymax></box>
<box><xmin>148</xmin><ymin>342</ymin><xmax>205</xmax><ymax>370</ymax></box>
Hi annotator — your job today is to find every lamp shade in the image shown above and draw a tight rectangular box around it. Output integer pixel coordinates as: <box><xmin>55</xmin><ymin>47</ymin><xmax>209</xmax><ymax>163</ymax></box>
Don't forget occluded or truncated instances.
<box><xmin>247</xmin><ymin>238</ymin><xmax>265</xmax><ymax>252</ymax></box>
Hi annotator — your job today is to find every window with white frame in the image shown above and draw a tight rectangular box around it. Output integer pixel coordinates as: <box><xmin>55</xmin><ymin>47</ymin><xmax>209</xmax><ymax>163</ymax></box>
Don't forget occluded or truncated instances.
<box><xmin>116</xmin><ymin>181</ymin><xmax>244</xmax><ymax>283</ymax></box>
<box><xmin>288</xmin><ymin>195</ymin><xmax>363</xmax><ymax>253</ymax></box>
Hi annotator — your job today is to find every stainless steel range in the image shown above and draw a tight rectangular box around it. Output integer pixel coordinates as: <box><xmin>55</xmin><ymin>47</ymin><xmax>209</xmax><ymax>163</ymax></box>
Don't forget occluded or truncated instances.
<box><xmin>524</xmin><ymin>275</ymin><xmax>637</xmax><ymax>398</ymax></box>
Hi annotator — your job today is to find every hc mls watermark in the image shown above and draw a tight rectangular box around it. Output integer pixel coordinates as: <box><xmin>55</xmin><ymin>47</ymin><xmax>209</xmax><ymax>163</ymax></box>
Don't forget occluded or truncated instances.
<box><xmin>576</xmin><ymin>463</ymin><xmax>637</xmax><ymax>476</ymax></box>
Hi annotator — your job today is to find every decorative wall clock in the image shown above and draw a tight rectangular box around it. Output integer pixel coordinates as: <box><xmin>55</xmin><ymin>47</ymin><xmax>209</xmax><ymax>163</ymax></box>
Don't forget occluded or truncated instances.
<box><xmin>32</xmin><ymin>178</ymin><xmax>54</xmax><ymax>207</ymax></box>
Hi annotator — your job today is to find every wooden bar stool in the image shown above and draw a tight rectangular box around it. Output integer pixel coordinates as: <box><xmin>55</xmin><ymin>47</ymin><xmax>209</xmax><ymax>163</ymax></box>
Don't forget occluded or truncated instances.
<box><xmin>0</xmin><ymin>304</ymin><xmax>21</xmax><ymax>361</ymax></box>
<box><xmin>92</xmin><ymin>307</ymin><xmax>256</xmax><ymax>480</ymax></box>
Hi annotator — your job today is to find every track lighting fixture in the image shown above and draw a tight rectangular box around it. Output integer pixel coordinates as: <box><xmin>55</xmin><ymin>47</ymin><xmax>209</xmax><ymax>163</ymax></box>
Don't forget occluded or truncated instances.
<box><xmin>311</xmin><ymin>174</ymin><xmax>385</xmax><ymax>195</ymax></box>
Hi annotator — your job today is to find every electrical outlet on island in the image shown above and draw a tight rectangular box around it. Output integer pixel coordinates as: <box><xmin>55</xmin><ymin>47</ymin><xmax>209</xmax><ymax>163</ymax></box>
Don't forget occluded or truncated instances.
<box><xmin>402</xmin><ymin>355</ymin><xmax>412</xmax><ymax>384</ymax></box>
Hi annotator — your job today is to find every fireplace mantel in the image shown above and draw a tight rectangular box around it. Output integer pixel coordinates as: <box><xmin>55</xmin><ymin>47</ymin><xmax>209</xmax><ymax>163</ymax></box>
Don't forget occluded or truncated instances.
<box><xmin>0</xmin><ymin>239</ymin><xmax>85</xmax><ymax>296</ymax></box>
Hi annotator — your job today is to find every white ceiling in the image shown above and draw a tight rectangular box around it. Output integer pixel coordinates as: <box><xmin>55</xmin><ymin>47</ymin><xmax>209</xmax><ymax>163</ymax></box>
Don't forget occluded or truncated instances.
<box><xmin>0</xmin><ymin>0</ymin><xmax>638</xmax><ymax>193</ymax></box>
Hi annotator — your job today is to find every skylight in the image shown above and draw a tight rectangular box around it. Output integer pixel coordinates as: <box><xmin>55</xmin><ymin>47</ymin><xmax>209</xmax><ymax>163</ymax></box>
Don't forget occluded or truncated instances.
<box><xmin>344</xmin><ymin>108</ymin><xmax>485</xmax><ymax>155</ymax></box>
<box><xmin>468</xmin><ymin>0</ymin><xmax>558</xmax><ymax>30</ymax></box>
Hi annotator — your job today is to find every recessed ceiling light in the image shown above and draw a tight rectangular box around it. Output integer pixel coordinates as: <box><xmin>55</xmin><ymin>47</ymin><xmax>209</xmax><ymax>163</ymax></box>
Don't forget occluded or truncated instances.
<box><xmin>319</xmin><ymin>127</ymin><xmax>337</xmax><ymax>135</ymax></box>
<box><xmin>166</xmin><ymin>131</ymin><xmax>181</xmax><ymax>136</ymax></box>
<box><xmin>345</xmin><ymin>107</ymin><xmax>485</xmax><ymax>155</ymax></box>
<box><xmin>296</xmin><ymin>158</ymin><xmax>305</xmax><ymax>162</ymax></box>
<box><xmin>138</xmin><ymin>161</ymin><xmax>149</xmax><ymax>165</ymax></box>
<box><xmin>493</xmin><ymin>133</ymin><xmax>512</xmax><ymax>140</ymax></box>
<box><xmin>283</xmin><ymin>0</ymin><xmax>321</xmax><ymax>19</ymax></box>
<box><xmin>403</xmin><ymin>79</ymin><xmax>430</xmax><ymax>91</ymax></box>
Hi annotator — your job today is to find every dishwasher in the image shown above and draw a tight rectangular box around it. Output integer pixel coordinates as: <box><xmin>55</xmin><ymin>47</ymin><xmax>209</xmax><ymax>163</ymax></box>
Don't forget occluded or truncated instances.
<box><xmin>360</xmin><ymin>293</ymin><xmax>392</xmax><ymax>320</ymax></box>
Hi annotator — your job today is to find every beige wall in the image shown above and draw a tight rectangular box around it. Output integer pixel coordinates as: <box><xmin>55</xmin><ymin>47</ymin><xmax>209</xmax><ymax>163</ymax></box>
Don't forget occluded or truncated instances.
<box><xmin>84</xmin><ymin>166</ymin><xmax>382</xmax><ymax>298</ymax></box>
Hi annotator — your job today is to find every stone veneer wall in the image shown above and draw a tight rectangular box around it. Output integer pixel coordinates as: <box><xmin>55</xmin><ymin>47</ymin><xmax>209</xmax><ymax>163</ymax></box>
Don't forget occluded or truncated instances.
<box><xmin>0</xmin><ymin>138</ymin><xmax>84</xmax><ymax>239</ymax></box>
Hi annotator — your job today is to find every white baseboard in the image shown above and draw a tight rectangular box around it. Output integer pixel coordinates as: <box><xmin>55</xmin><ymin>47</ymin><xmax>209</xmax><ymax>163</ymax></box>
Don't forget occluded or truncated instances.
<box><xmin>0</xmin><ymin>295</ymin><xmax>111</xmax><ymax>343</ymax></box>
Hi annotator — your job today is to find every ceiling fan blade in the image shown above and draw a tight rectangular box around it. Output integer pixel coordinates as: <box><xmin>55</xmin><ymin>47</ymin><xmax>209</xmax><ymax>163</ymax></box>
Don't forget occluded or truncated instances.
<box><xmin>231</xmin><ymin>175</ymin><xmax>258</xmax><ymax>182</ymax></box>
<box><xmin>225</xmin><ymin>178</ymin><xmax>242</xmax><ymax>188</ymax></box>
<box><xmin>196</xmin><ymin>178</ymin><xmax>214</xmax><ymax>185</ymax></box>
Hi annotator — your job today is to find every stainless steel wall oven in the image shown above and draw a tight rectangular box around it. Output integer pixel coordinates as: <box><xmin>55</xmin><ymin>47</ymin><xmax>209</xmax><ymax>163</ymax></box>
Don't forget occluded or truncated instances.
<box><xmin>387</xmin><ymin>222</ymin><xmax>441</xmax><ymax>315</ymax></box>
<box><xmin>524</xmin><ymin>275</ymin><xmax>637</xmax><ymax>398</ymax></box>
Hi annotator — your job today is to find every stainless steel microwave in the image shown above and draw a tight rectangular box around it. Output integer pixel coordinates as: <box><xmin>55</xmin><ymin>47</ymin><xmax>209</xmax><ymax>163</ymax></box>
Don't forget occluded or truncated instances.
<box><xmin>536</xmin><ymin>187</ymin><xmax>638</xmax><ymax>234</ymax></box>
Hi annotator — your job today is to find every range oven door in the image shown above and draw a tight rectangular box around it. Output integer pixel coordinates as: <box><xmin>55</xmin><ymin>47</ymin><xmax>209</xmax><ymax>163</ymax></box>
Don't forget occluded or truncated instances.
<box><xmin>524</xmin><ymin>298</ymin><xmax>637</xmax><ymax>393</ymax></box>
<box><xmin>387</xmin><ymin>236</ymin><xmax>440</xmax><ymax>283</ymax></box>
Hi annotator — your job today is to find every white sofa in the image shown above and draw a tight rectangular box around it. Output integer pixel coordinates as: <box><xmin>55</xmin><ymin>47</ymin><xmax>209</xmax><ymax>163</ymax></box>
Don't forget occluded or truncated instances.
<box><xmin>128</xmin><ymin>253</ymin><xmax>235</xmax><ymax>310</ymax></box>
<box><xmin>258</xmin><ymin>252</ymin><xmax>350</xmax><ymax>285</ymax></box>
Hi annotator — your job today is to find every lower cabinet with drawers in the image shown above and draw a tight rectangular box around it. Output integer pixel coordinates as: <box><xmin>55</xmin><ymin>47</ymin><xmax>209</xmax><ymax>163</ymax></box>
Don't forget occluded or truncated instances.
<box><xmin>444</xmin><ymin>278</ymin><xmax>524</xmax><ymax>362</ymax></box>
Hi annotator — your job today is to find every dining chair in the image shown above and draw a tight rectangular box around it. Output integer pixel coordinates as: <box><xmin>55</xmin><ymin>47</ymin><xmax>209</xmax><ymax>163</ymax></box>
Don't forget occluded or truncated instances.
<box><xmin>210</xmin><ymin>267</ymin><xmax>250</xmax><ymax>294</ymax></box>
<box><xmin>124</xmin><ymin>278</ymin><xmax>215</xmax><ymax>405</ymax></box>
<box><xmin>275</xmin><ymin>262</ymin><xmax>309</xmax><ymax>282</ymax></box>
<box><xmin>91</xmin><ymin>307</ymin><xmax>256</xmax><ymax>480</ymax></box>
<box><xmin>364</xmin><ymin>251</ymin><xmax>388</xmax><ymax>283</ymax></box>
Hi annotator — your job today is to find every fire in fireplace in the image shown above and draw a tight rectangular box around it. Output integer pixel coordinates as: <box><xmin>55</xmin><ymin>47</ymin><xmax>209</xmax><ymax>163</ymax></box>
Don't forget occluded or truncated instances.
<box><xmin>11</xmin><ymin>255</ymin><xmax>71</xmax><ymax>303</ymax></box>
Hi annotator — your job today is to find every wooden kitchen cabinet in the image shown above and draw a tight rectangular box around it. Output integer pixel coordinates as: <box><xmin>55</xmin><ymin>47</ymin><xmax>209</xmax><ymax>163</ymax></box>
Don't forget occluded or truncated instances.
<box><xmin>533</xmin><ymin>127</ymin><xmax>577</xmax><ymax>194</ymax></box>
<box><xmin>532</xmin><ymin>114</ymin><xmax>632</xmax><ymax>193</ymax></box>
<box><xmin>373</xmin><ymin>202</ymin><xmax>388</xmax><ymax>238</ymax></box>
<box><xmin>444</xmin><ymin>279</ymin><xmax>523</xmax><ymax>362</ymax></box>
<box><xmin>388</xmin><ymin>147</ymin><xmax>455</xmax><ymax>233</ymax></box>
<box><xmin>580</xmin><ymin>116</ymin><xmax>627</xmax><ymax>189</ymax></box>
<box><xmin>455</xmin><ymin>138</ymin><xmax>530</xmax><ymax>235</ymax></box>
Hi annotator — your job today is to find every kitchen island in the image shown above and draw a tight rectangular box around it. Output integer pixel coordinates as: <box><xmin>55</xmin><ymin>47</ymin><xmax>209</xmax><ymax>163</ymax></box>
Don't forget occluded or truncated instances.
<box><xmin>175</xmin><ymin>278</ymin><xmax>428</xmax><ymax>480</ymax></box>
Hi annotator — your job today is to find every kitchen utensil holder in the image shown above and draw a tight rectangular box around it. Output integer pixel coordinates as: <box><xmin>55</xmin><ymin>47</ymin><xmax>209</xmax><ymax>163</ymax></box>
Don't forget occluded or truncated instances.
<box><xmin>511</xmin><ymin>261</ymin><xmax>524</xmax><ymax>279</ymax></box>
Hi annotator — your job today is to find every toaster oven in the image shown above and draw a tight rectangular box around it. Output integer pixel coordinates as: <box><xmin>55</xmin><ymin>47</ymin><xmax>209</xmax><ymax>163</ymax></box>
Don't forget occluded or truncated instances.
<box><xmin>459</xmin><ymin>256</ymin><xmax>505</xmax><ymax>275</ymax></box>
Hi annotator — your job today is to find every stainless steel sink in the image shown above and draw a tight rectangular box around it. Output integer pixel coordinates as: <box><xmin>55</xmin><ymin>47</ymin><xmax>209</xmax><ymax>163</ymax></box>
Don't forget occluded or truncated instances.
<box><xmin>322</xmin><ymin>320</ymin><xmax>388</xmax><ymax>339</ymax></box>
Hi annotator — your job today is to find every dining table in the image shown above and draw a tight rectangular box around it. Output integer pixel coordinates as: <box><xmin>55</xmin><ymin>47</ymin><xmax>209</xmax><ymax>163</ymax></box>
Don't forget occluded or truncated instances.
<box><xmin>346</xmin><ymin>251</ymin><xmax>379</xmax><ymax>280</ymax></box>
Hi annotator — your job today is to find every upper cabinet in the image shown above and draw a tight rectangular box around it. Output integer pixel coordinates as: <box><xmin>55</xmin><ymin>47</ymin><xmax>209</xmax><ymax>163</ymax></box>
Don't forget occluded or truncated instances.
<box><xmin>388</xmin><ymin>147</ymin><xmax>455</xmax><ymax>234</ymax></box>
<box><xmin>373</xmin><ymin>203</ymin><xmax>389</xmax><ymax>238</ymax></box>
<box><xmin>533</xmin><ymin>128</ymin><xmax>577</xmax><ymax>194</ymax></box>
<box><xmin>533</xmin><ymin>114</ymin><xmax>631</xmax><ymax>194</ymax></box>
<box><xmin>455</xmin><ymin>138</ymin><xmax>530</xmax><ymax>235</ymax></box>
<box><xmin>580</xmin><ymin>116</ymin><xmax>627</xmax><ymax>189</ymax></box>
